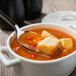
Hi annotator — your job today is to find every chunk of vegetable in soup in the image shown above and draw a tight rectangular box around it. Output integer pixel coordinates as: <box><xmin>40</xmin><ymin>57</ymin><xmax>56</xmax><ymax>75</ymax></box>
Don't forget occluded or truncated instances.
<box><xmin>11</xmin><ymin>28</ymin><xmax>76</xmax><ymax>61</ymax></box>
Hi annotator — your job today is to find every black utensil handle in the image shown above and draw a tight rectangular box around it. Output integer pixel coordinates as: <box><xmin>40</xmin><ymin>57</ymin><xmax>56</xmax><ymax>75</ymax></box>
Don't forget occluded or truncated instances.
<box><xmin>0</xmin><ymin>10</ymin><xmax>16</xmax><ymax>29</ymax></box>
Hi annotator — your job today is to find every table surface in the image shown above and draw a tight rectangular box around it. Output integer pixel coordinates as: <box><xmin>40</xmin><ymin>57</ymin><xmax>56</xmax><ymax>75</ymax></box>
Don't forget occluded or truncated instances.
<box><xmin>0</xmin><ymin>0</ymin><xmax>76</xmax><ymax>76</ymax></box>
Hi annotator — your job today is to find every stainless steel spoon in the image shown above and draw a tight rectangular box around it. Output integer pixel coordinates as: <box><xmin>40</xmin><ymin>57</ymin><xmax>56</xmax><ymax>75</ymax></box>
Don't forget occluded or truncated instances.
<box><xmin>0</xmin><ymin>11</ymin><xmax>51</xmax><ymax>57</ymax></box>
<box><xmin>0</xmin><ymin>10</ymin><xmax>37</xmax><ymax>52</ymax></box>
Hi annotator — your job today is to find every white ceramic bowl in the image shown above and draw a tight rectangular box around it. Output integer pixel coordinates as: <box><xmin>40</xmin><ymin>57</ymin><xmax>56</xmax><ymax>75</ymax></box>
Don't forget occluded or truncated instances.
<box><xmin>0</xmin><ymin>23</ymin><xmax>76</xmax><ymax>76</ymax></box>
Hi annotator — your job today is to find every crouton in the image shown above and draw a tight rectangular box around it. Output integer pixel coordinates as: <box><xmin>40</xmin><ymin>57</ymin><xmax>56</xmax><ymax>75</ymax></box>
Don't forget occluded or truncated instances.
<box><xmin>60</xmin><ymin>38</ymin><xmax>73</xmax><ymax>49</ymax></box>
<box><xmin>36</xmin><ymin>37</ymin><xmax>61</xmax><ymax>56</ymax></box>
<box><xmin>41</xmin><ymin>30</ymin><xmax>56</xmax><ymax>38</ymax></box>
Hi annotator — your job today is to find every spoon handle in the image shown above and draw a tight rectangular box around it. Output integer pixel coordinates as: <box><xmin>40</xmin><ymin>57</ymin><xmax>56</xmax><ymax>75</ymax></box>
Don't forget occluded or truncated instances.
<box><xmin>0</xmin><ymin>10</ymin><xmax>16</xmax><ymax>29</ymax></box>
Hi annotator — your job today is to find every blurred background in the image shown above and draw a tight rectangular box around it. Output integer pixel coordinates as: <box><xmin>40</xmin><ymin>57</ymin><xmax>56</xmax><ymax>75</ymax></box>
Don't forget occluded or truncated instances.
<box><xmin>1</xmin><ymin>0</ymin><xmax>76</xmax><ymax>31</ymax></box>
<box><xmin>0</xmin><ymin>0</ymin><xmax>76</xmax><ymax>30</ymax></box>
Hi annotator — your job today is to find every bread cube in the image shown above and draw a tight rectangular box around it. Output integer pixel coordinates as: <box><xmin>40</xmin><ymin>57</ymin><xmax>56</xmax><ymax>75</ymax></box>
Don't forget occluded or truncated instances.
<box><xmin>60</xmin><ymin>38</ymin><xmax>73</xmax><ymax>49</ymax></box>
<box><xmin>41</xmin><ymin>30</ymin><xmax>56</xmax><ymax>38</ymax></box>
<box><xmin>37</xmin><ymin>37</ymin><xmax>61</xmax><ymax>56</ymax></box>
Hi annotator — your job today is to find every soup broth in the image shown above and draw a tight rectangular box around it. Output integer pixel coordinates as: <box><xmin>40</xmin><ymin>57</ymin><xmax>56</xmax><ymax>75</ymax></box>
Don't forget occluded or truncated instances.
<box><xmin>11</xmin><ymin>28</ymin><xmax>76</xmax><ymax>61</ymax></box>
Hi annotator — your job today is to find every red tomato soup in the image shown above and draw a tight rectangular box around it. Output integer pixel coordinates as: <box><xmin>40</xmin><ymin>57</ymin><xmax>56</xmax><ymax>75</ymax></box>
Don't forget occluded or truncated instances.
<box><xmin>10</xmin><ymin>28</ymin><xmax>76</xmax><ymax>61</ymax></box>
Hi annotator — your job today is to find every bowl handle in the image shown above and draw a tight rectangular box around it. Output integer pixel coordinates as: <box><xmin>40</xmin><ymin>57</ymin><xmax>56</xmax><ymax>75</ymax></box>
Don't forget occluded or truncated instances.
<box><xmin>0</xmin><ymin>46</ymin><xmax>21</xmax><ymax>67</ymax></box>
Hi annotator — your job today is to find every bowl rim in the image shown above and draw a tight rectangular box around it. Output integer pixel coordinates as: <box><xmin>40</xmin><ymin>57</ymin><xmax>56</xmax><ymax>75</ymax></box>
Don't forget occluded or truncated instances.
<box><xmin>7</xmin><ymin>23</ymin><xmax>76</xmax><ymax>64</ymax></box>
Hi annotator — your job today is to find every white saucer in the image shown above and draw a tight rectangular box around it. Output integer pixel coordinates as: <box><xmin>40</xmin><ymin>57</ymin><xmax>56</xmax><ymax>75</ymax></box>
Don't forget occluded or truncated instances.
<box><xmin>42</xmin><ymin>11</ymin><xmax>76</xmax><ymax>28</ymax></box>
